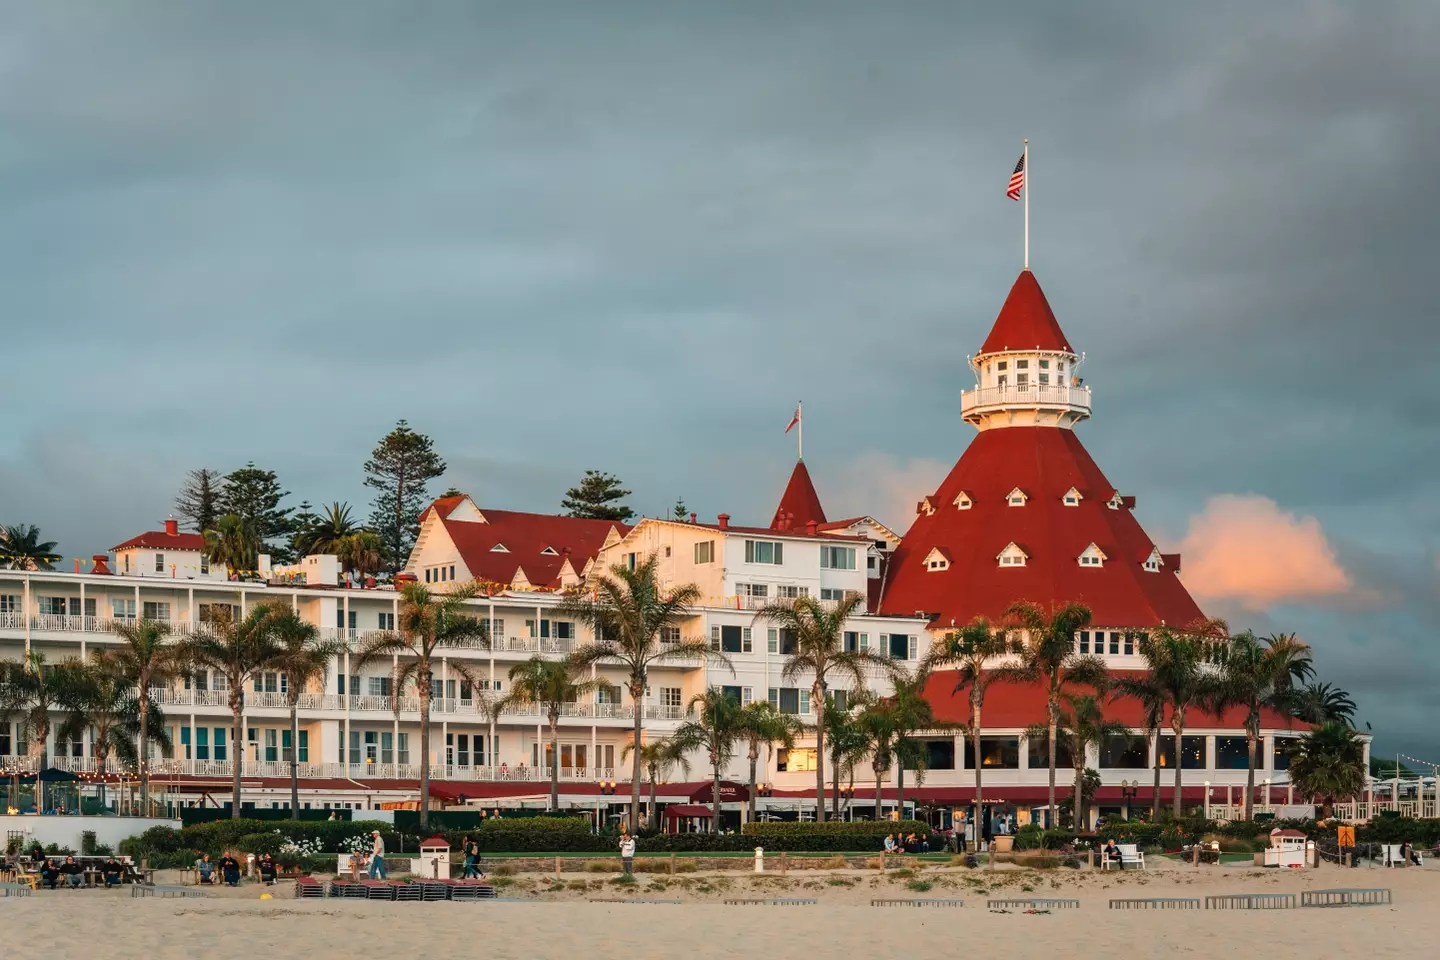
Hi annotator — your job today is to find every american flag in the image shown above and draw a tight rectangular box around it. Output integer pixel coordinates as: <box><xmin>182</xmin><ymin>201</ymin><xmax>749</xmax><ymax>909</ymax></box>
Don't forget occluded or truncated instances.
<box><xmin>1007</xmin><ymin>153</ymin><xmax>1026</xmax><ymax>201</ymax></box>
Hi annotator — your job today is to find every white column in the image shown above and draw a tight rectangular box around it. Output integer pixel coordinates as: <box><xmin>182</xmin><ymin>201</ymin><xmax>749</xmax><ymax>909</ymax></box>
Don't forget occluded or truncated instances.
<box><xmin>343</xmin><ymin>647</ymin><xmax>351</xmax><ymax>776</ymax></box>
<box><xmin>79</xmin><ymin>582</ymin><xmax>85</xmax><ymax>629</ymax></box>
<box><xmin>188</xmin><ymin>587</ymin><xmax>195</xmax><ymax>627</ymax></box>
<box><xmin>22</xmin><ymin>576</ymin><xmax>30</xmax><ymax>656</ymax></box>
<box><xmin>391</xmin><ymin>654</ymin><xmax>400</xmax><ymax>776</ymax></box>
<box><xmin>441</xmin><ymin>657</ymin><xmax>449</xmax><ymax>779</ymax></box>
<box><xmin>590</xmin><ymin>725</ymin><xmax>598</xmax><ymax>780</ymax></box>
<box><xmin>190</xmin><ymin>714</ymin><xmax>197</xmax><ymax>774</ymax></box>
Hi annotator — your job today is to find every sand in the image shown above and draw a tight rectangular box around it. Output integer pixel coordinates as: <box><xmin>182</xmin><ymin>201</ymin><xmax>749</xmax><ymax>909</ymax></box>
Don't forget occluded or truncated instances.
<box><xmin>15</xmin><ymin>860</ymin><xmax>1431</xmax><ymax>960</ymax></box>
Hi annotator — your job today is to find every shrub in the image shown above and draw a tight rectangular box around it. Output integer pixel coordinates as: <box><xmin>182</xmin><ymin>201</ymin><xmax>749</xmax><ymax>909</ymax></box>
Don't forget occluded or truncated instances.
<box><xmin>742</xmin><ymin>820</ymin><xmax>930</xmax><ymax>837</ymax></box>
<box><xmin>905</xmin><ymin>879</ymin><xmax>933</xmax><ymax>892</ymax></box>
<box><xmin>238</xmin><ymin>832</ymin><xmax>284</xmax><ymax>855</ymax></box>
<box><xmin>1012</xmin><ymin>824</ymin><xmax>1047</xmax><ymax>851</ymax></box>
<box><xmin>81</xmin><ymin>831</ymin><xmax>97</xmax><ymax>855</ymax></box>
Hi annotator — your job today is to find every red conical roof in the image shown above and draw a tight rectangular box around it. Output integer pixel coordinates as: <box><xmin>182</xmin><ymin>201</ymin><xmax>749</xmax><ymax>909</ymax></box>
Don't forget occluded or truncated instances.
<box><xmin>978</xmin><ymin>270</ymin><xmax>1073</xmax><ymax>356</ymax></box>
<box><xmin>878</xmin><ymin>427</ymin><xmax>1205</xmax><ymax>629</ymax></box>
<box><xmin>771</xmin><ymin>461</ymin><xmax>827</xmax><ymax>530</ymax></box>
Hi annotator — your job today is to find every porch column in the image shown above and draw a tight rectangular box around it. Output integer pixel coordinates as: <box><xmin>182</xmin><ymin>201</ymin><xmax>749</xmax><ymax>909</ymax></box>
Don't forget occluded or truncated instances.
<box><xmin>391</xmin><ymin>654</ymin><xmax>399</xmax><ymax>776</ymax></box>
<box><xmin>591</xmin><ymin>725</ymin><xmax>598</xmax><ymax>780</ymax></box>
<box><xmin>342</xmin><ymin>646</ymin><xmax>350</xmax><ymax>776</ymax></box>
<box><xmin>190</xmin><ymin>714</ymin><xmax>197</xmax><ymax>774</ymax></box>
<box><xmin>188</xmin><ymin>587</ymin><xmax>195</xmax><ymax>626</ymax></box>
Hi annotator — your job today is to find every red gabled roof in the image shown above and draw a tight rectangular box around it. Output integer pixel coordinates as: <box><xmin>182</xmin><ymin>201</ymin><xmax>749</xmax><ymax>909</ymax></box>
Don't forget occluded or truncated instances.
<box><xmin>771</xmin><ymin>460</ymin><xmax>827</xmax><ymax>530</ymax></box>
<box><xmin>422</xmin><ymin>496</ymin><xmax>468</xmax><ymax>522</ymax></box>
<box><xmin>978</xmin><ymin>270</ymin><xmax>1073</xmax><ymax>356</ymax></box>
<box><xmin>878</xmin><ymin>426</ymin><xmax>1206</xmax><ymax>629</ymax></box>
<box><xmin>437</xmin><ymin>506</ymin><xmax>628</xmax><ymax>590</ymax></box>
<box><xmin>111</xmin><ymin>530</ymin><xmax>207</xmax><ymax>552</ymax></box>
<box><xmin>921</xmin><ymin>671</ymin><xmax>1308</xmax><ymax>731</ymax></box>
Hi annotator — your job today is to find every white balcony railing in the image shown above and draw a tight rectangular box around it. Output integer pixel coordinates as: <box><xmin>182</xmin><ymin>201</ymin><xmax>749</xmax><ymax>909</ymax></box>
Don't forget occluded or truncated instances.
<box><xmin>961</xmin><ymin>382</ymin><xmax>1092</xmax><ymax>418</ymax></box>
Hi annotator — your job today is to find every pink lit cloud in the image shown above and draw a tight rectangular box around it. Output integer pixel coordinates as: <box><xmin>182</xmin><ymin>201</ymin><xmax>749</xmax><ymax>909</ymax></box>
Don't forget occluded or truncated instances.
<box><xmin>1174</xmin><ymin>494</ymin><xmax>1369</xmax><ymax>613</ymax></box>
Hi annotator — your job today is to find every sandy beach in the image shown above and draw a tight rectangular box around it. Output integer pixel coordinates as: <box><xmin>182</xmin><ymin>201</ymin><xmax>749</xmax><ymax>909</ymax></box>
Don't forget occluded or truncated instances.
<box><xmin>13</xmin><ymin>860</ymin><xmax>1430</xmax><ymax>960</ymax></box>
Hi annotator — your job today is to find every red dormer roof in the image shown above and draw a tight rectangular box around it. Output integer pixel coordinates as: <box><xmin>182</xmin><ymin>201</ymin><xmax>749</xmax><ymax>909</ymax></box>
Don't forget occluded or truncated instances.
<box><xmin>878</xmin><ymin>426</ymin><xmax>1205</xmax><ymax>630</ymax></box>
<box><xmin>111</xmin><ymin>530</ymin><xmax>207</xmax><ymax>552</ymax></box>
<box><xmin>977</xmin><ymin>270</ymin><xmax>1073</xmax><ymax>356</ymax></box>
<box><xmin>432</xmin><ymin>504</ymin><xmax>629</xmax><ymax>590</ymax></box>
<box><xmin>771</xmin><ymin>460</ymin><xmax>827</xmax><ymax>530</ymax></box>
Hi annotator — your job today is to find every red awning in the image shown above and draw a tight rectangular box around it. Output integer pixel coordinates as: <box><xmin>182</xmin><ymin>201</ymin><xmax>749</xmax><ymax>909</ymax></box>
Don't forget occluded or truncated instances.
<box><xmin>688</xmin><ymin>780</ymin><xmax>750</xmax><ymax>803</ymax></box>
<box><xmin>664</xmin><ymin>804</ymin><xmax>715</xmax><ymax>819</ymax></box>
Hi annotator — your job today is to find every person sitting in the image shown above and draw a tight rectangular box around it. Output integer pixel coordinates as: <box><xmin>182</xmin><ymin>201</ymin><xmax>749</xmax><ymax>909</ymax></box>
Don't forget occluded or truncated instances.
<box><xmin>258</xmin><ymin>853</ymin><xmax>277</xmax><ymax>885</ymax></box>
<box><xmin>883</xmin><ymin>833</ymin><xmax>896</xmax><ymax>853</ymax></box>
<box><xmin>219</xmin><ymin>854</ymin><xmax>241</xmax><ymax>887</ymax></box>
<box><xmin>1102</xmin><ymin>839</ymin><xmax>1122</xmax><ymax>869</ymax></box>
<box><xmin>61</xmin><ymin>855</ymin><xmax>84</xmax><ymax>889</ymax></box>
<box><xmin>101</xmin><ymin>857</ymin><xmax>124</xmax><ymax>888</ymax></box>
<box><xmin>39</xmin><ymin>859</ymin><xmax>62</xmax><ymax>890</ymax></box>
<box><xmin>196</xmin><ymin>854</ymin><xmax>215</xmax><ymax>885</ymax></box>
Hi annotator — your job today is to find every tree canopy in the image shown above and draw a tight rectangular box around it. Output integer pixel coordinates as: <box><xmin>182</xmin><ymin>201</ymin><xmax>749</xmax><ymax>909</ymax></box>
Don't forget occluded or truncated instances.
<box><xmin>364</xmin><ymin>420</ymin><xmax>447</xmax><ymax>571</ymax></box>
<box><xmin>561</xmin><ymin>470</ymin><xmax>635</xmax><ymax>521</ymax></box>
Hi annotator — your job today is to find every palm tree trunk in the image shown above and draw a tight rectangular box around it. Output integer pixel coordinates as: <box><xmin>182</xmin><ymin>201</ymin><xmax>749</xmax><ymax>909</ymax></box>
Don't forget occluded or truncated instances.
<box><xmin>831</xmin><ymin>754</ymin><xmax>842</xmax><ymax>819</ymax></box>
<box><xmin>549</xmin><ymin>713</ymin><xmax>560</xmax><ymax>812</ymax></box>
<box><xmin>419</xmin><ymin>670</ymin><xmax>433</xmax><ymax>831</ymax></box>
<box><xmin>629</xmin><ymin>677</ymin><xmax>644</xmax><ymax>832</ymax></box>
<box><xmin>1244</xmin><ymin>727</ymin><xmax>1258</xmax><ymax>821</ymax></box>
<box><xmin>230</xmin><ymin>692</ymin><xmax>244</xmax><ymax>819</ymax></box>
<box><xmin>289</xmin><ymin>697</ymin><xmax>301</xmax><ymax>816</ymax></box>
<box><xmin>748</xmin><ymin>742</ymin><xmax>760</xmax><ymax>823</ymax></box>
<box><xmin>875</xmin><ymin>769</ymin><xmax>884</xmax><ymax>822</ymax></box>
<box><xmin>138</xmin><ymin>688</ymin><xmax>151</xmax><ymax>807</ymax></box>
<box><xmin>1150</xmin><ymin>728</ymin><xmax>1161</xmax><ymax>818</ymax></box>
<box><xmin>1074</xmin><ymin>761</ymin><xmax>1085</xmax><ymax>830</ymax></box>
<box><xmin>1172</xmin><ymin>719</ymin><xmax>1184</xmax><ymax>819</ymax></box>
<box><xmin>897</xmin><ymin>763</ymin><xmax>906</xmax><ymax>817</ymax></box>
<box><xmin>648</xmin><ymin>773</ymin><xmax>657</xmax><ymax>829</ymax></box>
<box><xmin>711</xmin><ymin>752</ymin><xmax>722</xmax><ymax>835</ymax></box>
<box><xmin>813</xmin><ymin>682</ymin><xmax>826</xmax><ymax>822</ymax></box>
<box><xmin>1047</xmin><ymin>706</ymin><xmax>1058</xmax><ymax>829</ymax></box>
<box><xmin>972</xmin><ymin>700</ymin><xmax>983</xmax><ymax>843</ymax></box>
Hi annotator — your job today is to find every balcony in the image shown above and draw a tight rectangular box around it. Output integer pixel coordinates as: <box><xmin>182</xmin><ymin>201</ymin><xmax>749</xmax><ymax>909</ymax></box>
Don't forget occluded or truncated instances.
<box><xmin>960</xmin><ymin>383</ymin><xmax>1092</xmax><ymax>422</ymax></box>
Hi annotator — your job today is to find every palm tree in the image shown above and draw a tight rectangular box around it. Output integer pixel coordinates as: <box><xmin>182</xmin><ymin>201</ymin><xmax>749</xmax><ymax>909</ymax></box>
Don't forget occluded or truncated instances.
<box><xmin>499</xmin><ymin>655</ymin><xmax>602</xmax><ymax>811</ymax></box>
<box><xmin>205</xmin><ymin>513</ymin><xmax>260</xmax><ymax>577</ymax></box>
<box><xmin>1045</xmin><ymin>693</ymin><xmax>1128</xmax><ymax>829</ymax></box>
<box><xmin>354</xmin><ymin>581</ymin><xmax>488</xmax><ymax>829</ymax></box>
<box><xmin>1288</xmin><ymin>681</ymin><xmax>1357</xmax><ymax>726</ymax></box>
<box><xmin>182</xmin><ymin>604</ymin><xmax>284</xmax><ymax>817</ymax></box>
<box><xmin>266</xmin><ymin>610</ymin><xmax>344</xmax><ymax>815</ymax></box>
<box><xmin>925</xmin><ymin>617</ymin><xmax>1014</xmax><ymax>833</ymax></box>
<box><xmin>670</xmin><ymin>688</ymin><xmax>744</xmax><ymax>833</ymax></box>
<box><xmin>1213</xmin><ymin>631</ymin><xmax>1314</xmax><ymax>819</ymax></box>
<box><xmin>1286</xmin><ymin>721</ymin><xmax>1366</xmax><ymax>817</ymax></box>
<box><xmin>621</xmin><ymin>736</ymin><xmax>690</xmax><ymax>829</ymax></box>
<box><xmin>109</xmin><ymin>618</ymin><xmax>183</xmax><ymax>806</ymax></box>
<box><xmin>306</xmin><ymin>502</ymin><xmax>358</xmax><ymax>555</ymax></box>
<box><xmin>998</xmin><ymin>602</ymin><xmax>1108</xmax><ymax>826</ymax></box>
<box><xmin>336</xmin><ymin>531</ymin><xmax>385</xmax><ymax>585</ymax></box>
<box><xmin>887</xmin><ymin>667</ymin><xmax>941</xmax><ymax>814</ymax></box>
<box><xmin>1112</xmin><ymin>670</ymin><xmax>1167</xmax><ymax>817</ymax></box>
<box><xmin>856</xmin><ymin>690</ymin><xmax>899</xmax><ymax>821</ymax></box>
<box><xmin>1134</xmin><ymin>626</ymin><xmax>1225</xmax><ymax>818</ymax></box>
<box><xmin>824</xmin><ymin>698</ymin><xmax>872</xmax><ymax>820</ymax></box>
<box><xmin>735</xmin><ymin>702</ymin><xmax>802</xmax><ymax>822</ymax></box>
<box><xmin>0</xmin><ymin>652</ymin><xmax>59</xmax><ymax>766</ymax></box>
<box><xmin>52</xmin><ymin>653</ymin><xmax>171</xmax><ymax>806</ymax></box>
<box><xmin>0</xmin><ymin>524</ymin><xmax>61</xmax><ymax>570</ymax></box>
<box><xmin>756</xmin><ymin>593</ymin><xmax>890</xmax><ymax>821</ymax></box>
<box><xmin>562</xmin><ymin>554</ymin><xmax>709</xmax><ymax>831</ymax></box>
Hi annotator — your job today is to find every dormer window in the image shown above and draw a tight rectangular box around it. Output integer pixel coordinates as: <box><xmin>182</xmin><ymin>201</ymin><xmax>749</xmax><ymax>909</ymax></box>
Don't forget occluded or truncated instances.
<box><xmin>1143</xmin><ymin>548</ymin><xmax>1163</xmax><ymax>573</ymax></box>
<box><xmin>1062</xmin><ymin>487</ymin><xmax>1082</xmax><ymax>507</ymax></box>
<box><xmin>953</xmin><ymin>491</ymin><xmax>973</xmax><ymax>510</ymax></box>
<box><xmin>1078</xmin><ymin>543</ymin><xmax>1107</xmax><ymax>568</ymax></box>
<box><xmin>997</xmin><ymin>542</ymin><xmax>1028</xmax><ymax>567</ymax></box>
<box><xmin>997</xmin><ymin>361</ymin><xmax>1008</xmax><ymax>371</ymax></box>
<box><xmin>490</xmin><ymin>543</ymin><xmax>510</xmax><ymax>553</ymax></box>
<box><xmin>917</xmin><ymin>497</ymin><xmax>936</xmax><ymax>517</ymax></box>
<box><xmin>540</xmin><ymin>546</ymin><xmax>558</xmax><ymax>556</ymax></box>
<box><xmin>1106</xmin><ymin>492</ymin><xmax>1124</xmax><ymax>510</ymax></box>
<box><xmin>923</xmin><ymin>547</ymin><xmax>952</xmax><ymax>572</ymax></box>
<box><xmin>1006</xmin><ymin>487</ymin><xmax>1028</xmax><ymax>507</ymax></box>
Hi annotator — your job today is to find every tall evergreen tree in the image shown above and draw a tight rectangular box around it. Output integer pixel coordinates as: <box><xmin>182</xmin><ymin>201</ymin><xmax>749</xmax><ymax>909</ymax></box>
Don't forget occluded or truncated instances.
<box><xmin>286</xmin><ymin>501</ymin><xmax>322</xmax><ymax>559</ymax></box>
<box><xmin>672</xmin><ymin>498</ymin><xmax>689</xmax><ymax>522</ymax></box>
<box><xmin>174</xmin><ymin>468</ymin><xmax>223</xmax><ymax>533</ymax></box>
<box><xmin>364</xmin><ymin>420</ymin><xmax>447</xmax><ymax>571</ymax></box>
<box><xmin>219</xmin><ymin>463</ymin><xmax>295</xmax><ymax>560</ymax></box>
<box><xmin>561</xmin><ymin>470</ymin><xmax>635</xmax><ymax>521</ymax></box>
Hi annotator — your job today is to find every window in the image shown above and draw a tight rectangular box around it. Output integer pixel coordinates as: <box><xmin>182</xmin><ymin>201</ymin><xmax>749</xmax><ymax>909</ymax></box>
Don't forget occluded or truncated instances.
<box><xmin>1101</xmin><ymin>735</ymin><xmax>1149</xmax><ymax>769</ymax></box>
<box><xmin>200</xmin><ymin>554</ymin><xmax>209</xmax><ymax>574</ymax></box>
<box><xmin>1123</xmin><ymin>632</ymin><xmax>1134</xmax><ymax>656</ymax></box>
<box><xmin>378</xmin><ymin>612</ymin><xmax>395</xmax><ymax>631</ymax></box>
<box><xmin>1143</xmin><ymin>549</ymin><xmax>1163</xmax><ymax>573</ymax></box>
<box><xmin>819</xmin><ymin>545</ymin><xmax>856</xmax><ymax>570</ymax></box>
<box><xmin>1077</xmin><ymin>630</ymin><xmax>1089</xmax><ymax>654</ymax></box>
<box><xmin>214</xmin><ymin>727</ymin><xmax>226</xmax><ymax>762</ymax></box>
<box><xmin>820</xmin><ymin>587</ymin><xmax>855</xmax><ymax>601</ymax></box>
<box><xmin>738</xmin><ymin>583</ymin><xmax>768</xmax><ymax>601</ymax></box>
<box><xmin>155</xmin><ymin>553</ymin><xmax>165</xmax><ymax>573</ymax></box>
<box><xmin>776</xmin><ymin>628</ymin><xmax>797</xmax><ymax>656</ymax></box>
<box><xmin>38</xmin><ymin>597</ymin><xmax>68</xmax><ymax>616</ymax></box>
<box><xmin>711</xmin><ymin>625</ymin><xmax>751</xmax><ymax>654</ymax></box>
<box><xmin>776</xmin><ymin>585</ymin><xmax>809</xmax><ymax>599</ymax></box>
<box><xmin>367</xmin><ymin>676</ymin><xmax>391</xmax><ymax>697</ymax></box>
<box><xmin>380</xmin><ymin>731</ymin><xmax>393</xmax><ymax>765</ymax></box>
<box><xmin>694</xmin><ymin>541</ymin><xmax>715</xmax><ymax>564</ymax></box>
<box><xmin>744</xmin><ymin>540</ymin><xmax>783</xmax><ymax>565</ymax></box>
<box><xmin>140</xmin><ymin>601</ymin><xmax>170</xmax><ymax>621</ymax></box>
<box><xmin>490</xmin><ymin>543</ymin><xmax>509</xmax><ymax>553</ymax></box>
<box><xmin>0</xmin><ymin>595</ymin><xmax>16</xmax><ymax>614</ymax></box>
<box><xmin>830</xmin><ymin>689</ymin><xmax>849</xmax><ymax>713</ymax></box>
<box><xmin>721</xmin><ymin>685</ymin><xmax>743</xmax><ymax>704</ymax></box>
<box><xmin>887</xmin><ymin>634</ymin><xmax>917</xmax><ymax>660</ymax></box>
<box><xmin>1272</xmin><ymin>737</ymin><xmax>1299</xmax><ymax>771</ymax></box>
<box><xmin>660</xmin><ymin>625</ymin><xmax>681</xmax><ymax>644</ymax></box>
<box><xmin>540</xmin><ymin>546</ymin><xmax>558</xmax><ymax>556</ymax></box>
<box><xmin>964</xmin><ymin>737</ymin><xmax>1020</xmax><ymax>769</ymax></box>
<box><xmin>924</xmin><ymin>547</ymin><xmax>950</xmax><ymax>572</ymax></box>
<box><xmin>997</xmin><ymin>361</ymin><xmax>1008</xmax><ymax>371</ymax></box>
<box><xmin>195</xmin><ymin>727</ymin><xmax>209</xmax><ymax>761</ymax></box>
<box><xmin>597</xmin><ymin>685</ymin><xmax>622</xmax><ymax>705</ymax></box>
<box><xmin>953</xmin><ymin>491</ymin><xmax>973</xmax><ymax>510</ymax></box>
<box><xmin>1216</xmin><ymin>737</ymin><xmax>1250</xmax><ymax>770</ymax></box>
<box><xmin>111</xmin><ymin>599</ymin><xmax>137</xmax><ymax>621</ymax></box>
<box><xmin>1108</xmin><ymin>631</ymin><xmax>1121</xmax><ymax>655</ymax></box>
<box><xmin>1026</xmin><ymin>735</ymin><xmax>1076</xmax><ymax>769</ymax></box>
<box><xmin>660</xmin><ymin>687</ymin><xmax>682</xmax><ymax>710</ymax></box>
<box><xmin>776</xmin><ymin>748</ymin><xmax>817</xmax><ymax>772</ymax></box>
<box><xmin>336</xmin><ymin>609</ymin><xmax>357</xmax><ymax>630</ymax></box>
<box><xmin>1006</xmin><ymin>487</ymin><xmax>1028</xmax><ymax>506</ymax></box>
<box><xmin>997</xmin><ymin>543</ymin><xmax>1027</xmax><ymax>567</ymax></box>
<box><xmin>1016</xmin><ymin>372</ymin><xmax>1029</xmax><ymax>387</ymax></box>
<box><xmin>843</xmin><ymin>631</ymin><xmax>868</xmax><ymax>653</ymax></box>
<box><xmin>1062</xmin><ymin>487</ymin><xmax>1082</xmax><ymax>506</ymax></box>
<box><xmin>1080</xmin><ymin>556</ymin><xmax>1101</xmax><ymax>567</ymax></box>
<box><xmin>264</xmin><ymin>729</ymin><xmax>279</xmax><ymax>763</ymax></box>
<box><xmin>1017</xmin><ymin>359</ymin><xmax>1029</xmax><ymax>369</ymax></box>
<box><xmin>1158</xmin><ymin>735</ymin><xmax>1207</xmax><ymax>770</ymax></box>
<box><xmin>921</xmin><ymin>739</ymin><xmax>956</xmax><ymax>770</ymax></box>
<box><xmin>625</xmin><ymin>552</ymin><xmax>637</xmax><ymax>571</ymax></box>
<box><xmin>770</xmin><ymin>687</ymin><xmax>805</xmax><ymax>715</ymax></box>
<box><xmin>1107</xmin><ymin>493</ymin><xmax>1124</xmax><ymax>510</ymax></box>
<box><xmin>199</xmin><ymin>603</ymin><xmax>237</xmax><ymax>624</ymax></box>
<box><xmin>397</xmin><ymin>733</ymin><xmax>409</xmax><ymax>765</ymax></box>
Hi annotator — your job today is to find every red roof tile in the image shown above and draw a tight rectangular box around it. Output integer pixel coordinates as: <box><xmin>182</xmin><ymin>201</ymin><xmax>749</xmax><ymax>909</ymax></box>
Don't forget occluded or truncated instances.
<box><xmin>436</xmin><ymin>506</ymin><xmax>629</xmax><ymax>589</ymax></box>
<box><xmin>978</xmin><ymin>270</ymin><xmax>1074</xmax><ymax>356</ymax></box>
<box><xmin>111</xmin><ymin>530</ymin><xmax>208</xmax><ymax>552</ymax></box>
<box><xmin>771</xmin><ymin>461</ymin><xmax>827</xmax><ymax>530</ymax></box>
<box><xmin>878</xmin><ymin>426</ymin><xmax>1206</xmax><ymax>629</ymax></box>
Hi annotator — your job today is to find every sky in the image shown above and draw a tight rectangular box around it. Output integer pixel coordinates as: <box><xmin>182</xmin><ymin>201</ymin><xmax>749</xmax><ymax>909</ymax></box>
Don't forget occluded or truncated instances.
<box><xmin>1</xmin><ymin>2</ymin><xmax>1437</xmax><ymax>761</ymax></box>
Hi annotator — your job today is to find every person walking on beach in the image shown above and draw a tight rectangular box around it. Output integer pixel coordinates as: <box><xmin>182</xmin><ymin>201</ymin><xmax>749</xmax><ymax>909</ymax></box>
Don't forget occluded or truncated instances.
<box><xmin>619</xmin><ymin>831</ymin><xmax>636</xmax><ymax>875</ymax></box>
<box><xmin>368</xmin><ymin>830</ymin><xmax>388</xmax><ymax>879</ymax></box>
<box><xmin>461</xmin><ymin>835</ymin><xmax>483</xmax><ymax>879</ymax></box>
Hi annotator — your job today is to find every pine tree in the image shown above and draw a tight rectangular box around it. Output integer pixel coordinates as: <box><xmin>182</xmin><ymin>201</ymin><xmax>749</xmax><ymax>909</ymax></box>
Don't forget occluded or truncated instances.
<box><xmin>439</xmin><ymin>487</ymin><xmax>464</xmax><ymax>499</ymax></box>
<box><xmin>672</xmin><ymin>498</ymin><xmax>689</xmax><ymax>522</ymax></box>
<box><xmin>561</xmin><ymin>471</ymin><xmax>635</xmax><ymax>521</ymax></box>
<box><xmin>286</xmin><ymin>501</ymin><xmax>321</xmax><ymax>559</ymax></box>
<box><xmin>174</xmin><ymin>469</ymin><xmax>223</xmax><ymax>533</ymax></box>
<box><xmin>218</xmin><ymin>463</ymin><xmax>295</xmax><ymax>561</ymax></box>
<box><xmin>364</xmin><ymin>420</ymin><xmax>447</xmax><ymax>571</ymax></box>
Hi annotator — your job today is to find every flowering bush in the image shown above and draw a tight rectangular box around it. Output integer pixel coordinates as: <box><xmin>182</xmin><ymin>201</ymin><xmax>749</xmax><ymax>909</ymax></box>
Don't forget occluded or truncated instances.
<box><xmin>340</xmin><ymin>834</ymin><xmax>373</xmax><ymax>855</ymax></box>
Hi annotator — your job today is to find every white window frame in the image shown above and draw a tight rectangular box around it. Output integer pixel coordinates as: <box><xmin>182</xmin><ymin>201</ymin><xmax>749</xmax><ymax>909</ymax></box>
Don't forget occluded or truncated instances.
<box><xmin>744</xmin><ymin>540</ymin><xmax>784</xmax><ymax>565</ymax></box>
<box><xmin>694</xmin><ymin>540</ymin><xmax>715</xmax><ymax>564</ymax></box>
<box><xmin>819</xmin><ymin>545</ymin><xmax>856</xmax><ymax>570</ymax></box>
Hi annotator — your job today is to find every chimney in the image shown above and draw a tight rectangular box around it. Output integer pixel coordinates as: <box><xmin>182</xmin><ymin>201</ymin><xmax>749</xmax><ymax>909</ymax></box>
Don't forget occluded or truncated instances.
<box><xmin>164</xmin><ymin>517</ymin><xmax>179</xmax><ymax>536</ymax></box>
<box><xmin>717</xmin><ymin>513</ymin><xmax>730</xmax><ymax>530</ymax></box>
<box><xmin>91</xmin><ymin>555</ymin><xmax>112</xmax><ymax>576</ymax></box>
<box><xmin>689</xmin><ymin>513</ymin><xmax>697</xmax><ymax>525</ymax></box>
<box><xmin>806</xmin><ymin>520</ymin><xmax>818</xmax><ymax>536</ymax></box>
<box><xmin>395</xmin><ymin>572</ymin><xmax>419</xmax><ymax>585</ymax></box>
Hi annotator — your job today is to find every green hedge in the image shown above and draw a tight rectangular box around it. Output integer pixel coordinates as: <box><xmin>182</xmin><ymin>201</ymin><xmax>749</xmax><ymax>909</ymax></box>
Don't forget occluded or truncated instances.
<box><xmin>741</xmin><ymin>820</ymin><xmax>932</xmax><ymax>838</ymax></box>
<box><xmin>118</xmin><ymin>818</ymin><xmax>403</xmax><ymax>868</ymax></box>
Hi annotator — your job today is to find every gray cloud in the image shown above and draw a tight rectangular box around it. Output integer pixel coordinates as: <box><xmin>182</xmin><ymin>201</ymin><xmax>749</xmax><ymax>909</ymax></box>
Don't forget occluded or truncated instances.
<box><xmin>3</xmin><ymin>0</ymin><xmax>1438</xmax><ymax>755</ymax></box>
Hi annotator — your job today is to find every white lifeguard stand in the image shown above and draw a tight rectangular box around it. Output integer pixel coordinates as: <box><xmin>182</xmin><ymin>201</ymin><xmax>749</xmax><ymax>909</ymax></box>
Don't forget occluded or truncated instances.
<box><xmin>1263</xmin><ymin>828</ymin><xmax>1309</xmax><ymax>868</ymax></box>
<box><xmin>413</xmin><ymin>836</ymin><xmax>451</xmax><ymax>879</ymax></box>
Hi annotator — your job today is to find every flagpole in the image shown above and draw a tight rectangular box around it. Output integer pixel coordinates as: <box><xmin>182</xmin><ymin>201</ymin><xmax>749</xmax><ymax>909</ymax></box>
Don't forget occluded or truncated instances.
<box><xmin>1023</xmin><ymin>139</ymin><xmax>1029</xmax><ymax>270</ymax></box>
<box><xmin>797</xmin><ymin>400</ymin><xmax>803</xmax><ymax>461</ymax></box>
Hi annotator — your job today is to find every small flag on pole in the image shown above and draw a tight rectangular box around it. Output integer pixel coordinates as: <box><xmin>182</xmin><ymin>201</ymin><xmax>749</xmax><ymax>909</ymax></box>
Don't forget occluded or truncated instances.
<box><xmin>1007</xmin><ymin>153</ymin><xmax>1026</xmax><ymax>201</ymax></box>
<box><xmin>784</xmin><ymin>404</ymin><xmax>801</xmax><ymax>434</ymax></box>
